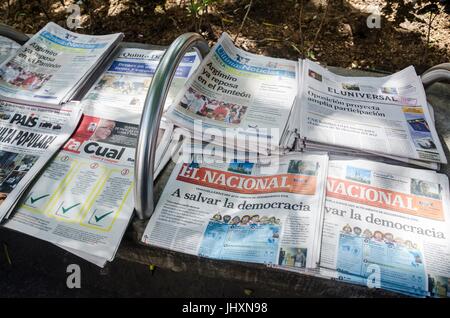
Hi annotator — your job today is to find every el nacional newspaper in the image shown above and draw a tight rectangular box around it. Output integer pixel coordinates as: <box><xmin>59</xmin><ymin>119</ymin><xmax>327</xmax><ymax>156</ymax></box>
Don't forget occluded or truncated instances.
<box><xmin>142</xmin><ymin>150</ymin><xmax>328</xmax><ymax>269</ymax></box>
<box><xmin>319</xmin><ymin>158</ymin><xmax>450</xmax><ymax>297</ymax></box>
<box><xmin>166</xmin><ymin>32</ymin><xmax>298</xmax><ymax>154</ymax></box>
<box><xmin>296</xmin><ymin>59</ymin><xmax>446</xmax><ymax>165</ymax></box>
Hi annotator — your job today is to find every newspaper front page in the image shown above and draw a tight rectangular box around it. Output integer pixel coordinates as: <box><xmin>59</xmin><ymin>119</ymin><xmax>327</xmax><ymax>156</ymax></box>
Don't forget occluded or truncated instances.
<box><xmin>0</xmin><ymin>36</ymin><xmax>21</xmax><ymax>65</ymax></box>
<box><xmin>319</xmin><ymin>158</ymin><xmax>450</xmax><ymax>297</ymax></box>
<box><xmin>298</xmin><ymin>59</ymin><xmax>446</xmax><ymax>164</ymax></box>
<box><xmin>0</xmin><ymin>99</ymin><xmax>82</xmax><ymax>221</ymax></box>
<box><xmin>0</xmin><ymin>22</ymin><xmax>122</xmax><ymax>105</ymax></box>
<box><xmin>142</xmin><ymin>151</ymin><xmax>328</xmax><ymax>269</ymax></box>
<box><xmin>81</xmin><ymin>47</ymin><xmax>200</xmax><ymax>112</ymax></box>
<box><xmin>4</xmin><ymin>47</ymin><xmax>200</xmax><ymax>266</ymax></box>
<box><xmin>166</xmin><ymin>32</ymin><xmax>298</xmax><ymax>153</ymax></box>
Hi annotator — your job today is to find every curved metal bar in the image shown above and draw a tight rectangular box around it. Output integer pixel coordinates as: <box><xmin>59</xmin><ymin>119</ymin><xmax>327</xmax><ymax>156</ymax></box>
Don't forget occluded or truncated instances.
<box><xmin>421</xmin><ymin>63</ymin><xmax>450</xmax><ymax>88</ymax></box>
<box><xmin>0</xmin><ymin>23</ymin><xmax>29</xmax><ymax>45</ymax></box>
<box><xmin>134</xmin><ymin>33</ymin><xmax>209</xmax><ymax>219</ymax></box>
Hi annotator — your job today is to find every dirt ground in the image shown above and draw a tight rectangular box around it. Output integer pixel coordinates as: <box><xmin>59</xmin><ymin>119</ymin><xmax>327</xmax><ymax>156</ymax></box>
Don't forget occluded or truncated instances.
<box><xmin>0</xmin><ymin>0</ymin><xmax>449</xmax><ymax>74</ymax></box>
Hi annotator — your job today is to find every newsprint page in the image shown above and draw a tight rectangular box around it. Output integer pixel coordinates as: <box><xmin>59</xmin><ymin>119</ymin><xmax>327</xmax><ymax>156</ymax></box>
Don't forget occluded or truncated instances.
<box><xmin>298</xmin><ymin>59</ymin><xmax>446</xmax><ymax>165</ymax></box>
<box><xmin>142</xmin><ymin>151</ymin><xmax>328</xmax><ymax>270</ymax></box>
<box><xmin>319</xmin><ymin>158</ymin><xmax>450</xmax><ymax>297</ymax></box>
<box><xmin>166</xmin><ymin>32</ymin><xmax>298</xmax><ymax>153</ymax></box>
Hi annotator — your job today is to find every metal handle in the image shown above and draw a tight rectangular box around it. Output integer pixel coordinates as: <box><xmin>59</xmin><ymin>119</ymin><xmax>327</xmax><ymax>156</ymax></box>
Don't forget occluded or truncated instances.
<box><xmin>134</xmin><ymin>33</ymin><xmax>209</xmax><ymax>219</ymax></box>
<box><xmin>0</xmin><ymin>23</ymin><xmax>29</xmax><ymax>45</ymax></box>
<box><xmin>421</xmin><ymin>63</ymin><xmax>450</xmax><ymax>88</ymax></box>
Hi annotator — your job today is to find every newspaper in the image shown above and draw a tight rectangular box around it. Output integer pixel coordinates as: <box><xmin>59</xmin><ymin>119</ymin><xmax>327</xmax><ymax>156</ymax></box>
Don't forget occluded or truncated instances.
<box><xmin>142</xmin><ymin>149</ymin><xmax>328</xmax><ymax>269</ymax></box>
<box><xmin>0</xmin><ymin>35</ymin><xmax>21</xmax><ymax>64</ymax></box>
<box><xmin>4</xmin><ymin>47</ymin><xmax>200</xmax><ymax>266</ymax></box>
<box><xmin>294</xmin><ymin>59</ymin><xmax>446</xmax><ymax>165</ymax></box>
<box><xmin>81</xmin><ymin>47</ymin><xmax>200</xmax><ymax>112</ymax></box>
<box><xmin>166</xmin><ymin>32</ymin><xmax>298</xmax><ymax>154</ymax></box>
<box><xmin>0</xmin><ymin>22</ymin><xmax>122</xmax><ymax>106</ymax></box>
<box><xmin>77</xmin><ymin>45</ymin><xmax>200</xmax><ymax>176</ymax></box>
<box><xmin>0</xmin><ymin>99</ymin><xmax>82</xmax><ymax>221</ymax></box>
<box><xmin>318</xmin><ymin>158</ymin><xmax>450</xmax><ymax>297</ymax></box>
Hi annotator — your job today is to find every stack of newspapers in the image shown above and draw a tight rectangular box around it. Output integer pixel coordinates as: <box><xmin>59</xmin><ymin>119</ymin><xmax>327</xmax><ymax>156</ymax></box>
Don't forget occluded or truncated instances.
<box><xmin>141</xmin><ymin>140</ymin><xmax>450</xmax><ymax>297</ymax></box>
<box><xmin>165</xmin><ymin>33</ymin><xmax>298</xmax><ymax>155</ymax></box>
<box><xmin>164</xmin><ymin>32</ymin><xmax>446</xmax><ymax>170</ymax></box>
<box><xmin>140</xmin><ymin>33</ymin><xmax>450</xmax><ymax>297</ymax></box>
<box><xmin>285</xmin><ymin>59</ymin><xmax>447</xmax><ymax>170</ymax></box>
<box><xmin>0</xmin><ymin>29</ymin><xmax>201</xmax><ymax>267</ymax></box>
<box><xmin>0</xmin><ymin>21</ymin><xmax>131</xmax><ymax>222</ymax></box>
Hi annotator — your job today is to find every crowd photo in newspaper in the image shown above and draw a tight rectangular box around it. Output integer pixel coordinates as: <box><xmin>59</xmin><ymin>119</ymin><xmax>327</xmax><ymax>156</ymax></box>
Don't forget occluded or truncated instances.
<box><xmin>0</xmin><ymin>22</ymin><xmax>448</xmax><ymax>298</ymax></box>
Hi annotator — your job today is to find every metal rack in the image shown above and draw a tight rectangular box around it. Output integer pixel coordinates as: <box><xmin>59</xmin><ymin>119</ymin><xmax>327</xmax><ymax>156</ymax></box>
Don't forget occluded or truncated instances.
<box><xmin>134</xmin><ymin>33</ymin><xmax>209</xmax><ymax>219</ymax></box>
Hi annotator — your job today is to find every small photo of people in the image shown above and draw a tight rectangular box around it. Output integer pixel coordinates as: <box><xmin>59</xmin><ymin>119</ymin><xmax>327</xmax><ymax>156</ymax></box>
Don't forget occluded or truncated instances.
<box><xmin>343</xmin><ymin>225</ymin><xmax>420</xmax><ymax>250</ymax></box>
<box><xmin>0</xmin><ymin>150</ymin><xmax>38</xmax><ymax>200</ymax></box>
<box><xmin>93</xmin><ymin>74</ymin><xmax>151</xmax><ymax>97</ymax></box>
<box><xmin>411</xmin><ymin>178</ymin><xmax>441</xmax><ymax>200</ymax></box>
<box><xmin>0</xmin><ymin>61</ymin><xmax>52</xmax><ymax>91</ymax></box>
<box><xmin>179</xmin><ymin>87</ymin><xmax>247</xmax><ymax>124</ymax></box>
<box><xmin>278</xmin><ymin>247</ymin><xmax>307</xmax><ymax>268</ymax></box>
<box><xmin>287</xmin><ymin>160</ymin><xmax>318</xmax><ymax>176</ymax></box>
<box><xmin>210</xmin><ymin>213</ymin><xmax>280</xmax><ymax>227</ymax></box>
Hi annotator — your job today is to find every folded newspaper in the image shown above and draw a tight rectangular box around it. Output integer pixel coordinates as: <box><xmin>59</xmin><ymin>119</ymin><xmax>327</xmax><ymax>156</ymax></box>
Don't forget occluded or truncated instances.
<box><xmin>0</xmin><ymin>22</ymin><xmax>123</xmax><ymax>106</ymax></box>
<box><xmin>140</xmin><ymin>144</ymin><xmax>450</xmax><ymax>297</ymax></box>
<box><xmin>289</xmin><ymin>59</ymin><xmax>447</xmax><ymax>168</ymax></box>
<box><xmin>4</xmin><ymin>46</ymin><xmax>200</xmax><ymax>266</ymax></box>
<box><xmin>318</xmin><ymin>158</ymin><xmax>450</xmax><ymax>297</ymax></box>
<box><xmin>166</xmin><ymin>32</ymin><xmax>298</xmax><ymax>155</ymax></box>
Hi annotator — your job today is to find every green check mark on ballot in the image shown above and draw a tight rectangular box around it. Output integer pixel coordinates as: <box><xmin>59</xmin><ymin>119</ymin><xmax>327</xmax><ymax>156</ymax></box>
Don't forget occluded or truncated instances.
<box><xmin>94</xmin><ymin>211</ymin><xmax>114</xmax><ymax>223</ymax></box>
<box><xmin>30</xmin><ymin>194</ymin><xmax>50</xmax><ymax>204</ymax></box>
<box><xmin>61</xmin><ymin>203</ymin><xmax>81</xmax><ymax>214</ymax></box>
